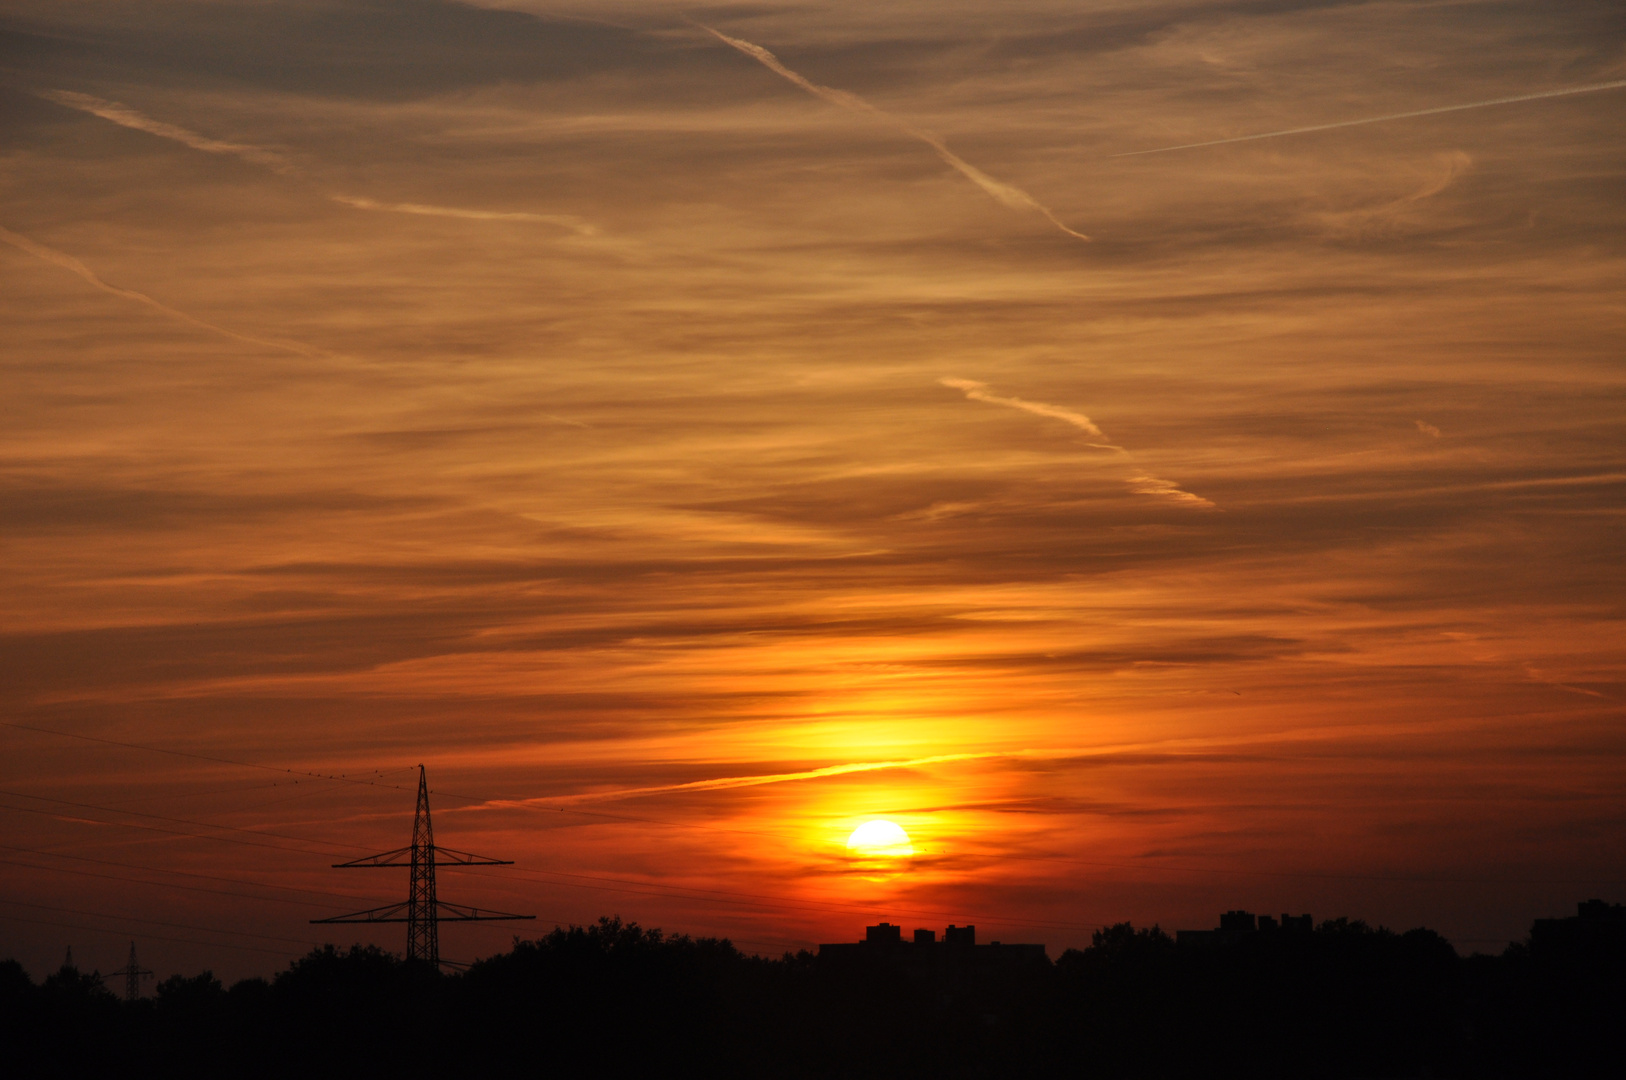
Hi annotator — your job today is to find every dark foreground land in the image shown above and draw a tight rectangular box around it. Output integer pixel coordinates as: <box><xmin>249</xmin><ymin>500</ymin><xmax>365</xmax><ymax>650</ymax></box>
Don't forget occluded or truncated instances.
<box><xmin>5</xmin><ymin>906</ymin><xmax>1622</xmax><ymax>1079</ymax></box>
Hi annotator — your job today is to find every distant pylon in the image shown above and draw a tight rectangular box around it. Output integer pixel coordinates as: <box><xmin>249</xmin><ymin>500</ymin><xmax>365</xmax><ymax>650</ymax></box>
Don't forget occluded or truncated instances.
<box><xmin>311</xmin><ymin>764</ymin><xmax>533</xmax><ymax>967</ymax></box>
<box><xmin>60</xmin><ymin>945</ymin><xmax>105</xmax><ymax>988</ymax></box>
<box><xmin>110</xmin><ymin>942</ymin><xmax>154</xmax><ymax>1001</ymax></box>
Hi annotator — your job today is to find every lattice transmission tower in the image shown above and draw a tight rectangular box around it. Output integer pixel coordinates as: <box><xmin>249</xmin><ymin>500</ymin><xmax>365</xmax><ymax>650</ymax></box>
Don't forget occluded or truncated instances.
<box><xmin>312</xmin><ymin>764</ymin><xmax>532</xmax><ymax>967</ymax></box>
<box><xmin>110</xmin><ymin>942</ymin><xmax>153</xmax><ymax>1001</ymax></box>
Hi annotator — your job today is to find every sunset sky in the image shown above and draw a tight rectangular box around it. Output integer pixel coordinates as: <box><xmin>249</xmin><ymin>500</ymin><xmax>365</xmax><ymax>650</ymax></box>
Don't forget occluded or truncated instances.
<box><xmin>2</xmin><ymin>0</ymin><xmax>1623</xmax><ymax>983</ymax></box>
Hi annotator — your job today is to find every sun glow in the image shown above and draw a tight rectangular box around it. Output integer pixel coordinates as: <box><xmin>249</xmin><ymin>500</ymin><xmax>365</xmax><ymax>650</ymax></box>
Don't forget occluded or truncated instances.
<box><xmin>846</xmin><ymin>819</ymin><xmax>914</xmax><ymax>857</ymax></box>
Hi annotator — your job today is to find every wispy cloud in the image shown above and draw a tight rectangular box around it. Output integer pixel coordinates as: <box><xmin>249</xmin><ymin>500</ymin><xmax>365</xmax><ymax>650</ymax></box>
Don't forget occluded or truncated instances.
<box><xmin>0</xmin><ymin>224</ymin><xmax>318</xmax><ymax>356</ymax></box>
<box><xmin>941</xmin><ymin>377</ymin><xmax>1214</xmax><ymax>507</ymax></box>
<box><xmin>939</xmin><ymin>378</ymin><xmax>1117</xmax><ymax>448</ymax></box>
<box><xmin>1310</xmin><ymin>151</ymin><xmax>1474</xmax><ymax>238</ymax></box>
<box><xmin>1115</xmin><ymin>79</ymin><xmax>1626</xmax><ymax>157</ymax></box>
<box><xmin>41</xmin><ymin>90</ymin><xmax>594</xmax><ymax>234</ymax></box>
<box><xmin>694</xmin><ymin>24</ymin><xmax>1090</xmax><ymax>242</ymax></box>
<box><xmin>1129</xmin><ymin>475</ymin><xmax>1214</xmax><ymax>506</ymax></box>
<box><xmin>1415</xmin><ymin>420</ymin><xmax>1443</xmax><ymax>438</ymax></box>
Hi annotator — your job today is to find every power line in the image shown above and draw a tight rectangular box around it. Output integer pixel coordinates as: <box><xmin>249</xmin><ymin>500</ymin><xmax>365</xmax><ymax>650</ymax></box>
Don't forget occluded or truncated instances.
<box><xmin>0</xmin><ymin>788</ymin><xmax>375</xmax><ymax>853</ymax></box>
<box><xmin>0</xmin><ymin>897</ymin><xmax>319</xmax><ymax>948</ymax></box>
<box><xmin>0</xmin><ymin>799</ymin><xmax>349</xmax><ymax>858</ymax></box>
<box><xmin>112</xmin><ymin>941</ymin><xmax>153</xmax><ymax>1001</ymax></box>
<box><xmin>0</xmin><ymin>730</ymin><xmax>821</xmax><ymax>954</ymax></box>
<box><xmin>0</xmin><ymin>722</ymin><xmax>416</xmax><ymax>791</ymax></box>
<box><xmin>312</xmin><ymin>766</ymin><xmax>532</xmax><ymax>969</ymax></box>
<box><xmin>15</xmin><ymin>791</ymin><xmax>1533</xmax><ymax>955</ymax></box>
<box><xmin>3</xmin><ymin>796</ymin><xmax>999</xmax><ymax>934</ymax></box>
<box><xmin>5</xmin><ymin>779</ymin><xmax>1084</xmax><ymax>934</ymax></box>
<box><xmin>0</xmin><ymin>801</ymin><xmax>815</xmax><ymax>957</ymax></box>
<box><xmin>10</xmin><ymin>724</ymin><xmax>1619</xmax><ymax>908</ymax></box>
<box><xmin>0</xmin><ymin>780</ymin><xmax>1531</xmax><ymax>935</ymax></box>
<box><xmin>0</xmin><ymin>854</ymin><xmax>393</xmax><ymax>911</ymax></box>
<box><xmin>446</xmin><ymin>862</ymin><xmax>1115</xmax><ymax>934</ymax></box>
<box><xmin>2</xmin><ymin>742</ymin><xmax>1565</xmax><ymax>965</ymax></box>
<box><xmin>0</xmin><ymin>842</ymin><xmax>390</xmax><ymax>903</ymax></box>
<box><xmin>1</xmin><ymin>723</ymin><xmax>814</xmax><ymax>845</ymax></box>
<box><xmin>0</xmin><ymin>865</ymin><xmax>548</xmax><ymax>959</ymax></box>
<box><xmin>2</xmin><ymin>851</ymin><xmax>811</xmax><ymax>957</ymax></box>
<box><xmin>114</xmin><ymin>779</ymin><xmax>298</xmax><ymax>803</ymax></box>
<box><xmin>0</xmin><ymin>911</ymin><xmax>303</xmax><ymax>958</ymax></box>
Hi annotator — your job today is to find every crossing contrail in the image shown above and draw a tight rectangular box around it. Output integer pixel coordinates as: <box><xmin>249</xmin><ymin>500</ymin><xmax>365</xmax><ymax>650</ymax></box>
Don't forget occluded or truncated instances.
<box><xmin>0</xmin><ymin>224</ymin><xmax>320</xmax><ymax>357</ymax></box>
<box><xmin>1115</xmin><ymin>79</ymin><xmax>1626</xmax><ymax>157</ymax></box>
<box><xmin>695</xmin><ymin>23</ymin><xmax>1090</xmax><ymax>242</ymax></box>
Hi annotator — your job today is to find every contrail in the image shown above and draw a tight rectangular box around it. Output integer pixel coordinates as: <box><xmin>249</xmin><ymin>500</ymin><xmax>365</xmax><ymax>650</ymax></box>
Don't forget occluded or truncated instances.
<box><xmin>942</xmin><ymin>377</ymin><xmax>1214</xmax><ymax>508</ymax></box>
<box><xmin>1115</xmin><ymin>79</ymin><xmax>1626</xmax><ymax>157</ymax></box>
<box><xmin>40</xmin><ymin>90</ymin><xmax>594</xmax><ymax>233</ymax></box>
<box><xmin>695</xmin><ymin>23</ymin><xmax>1090</xmax><ymax>242</ymax></box>
<box><xmin>0</xmin><ymin>224</ymin><xmax>319</xmax><ymax>356</ymax></box>
<box><xmin>507</xmin><ymin>752</ymin><xmax>996</xmax><ymax>805</ymax></box>
<box><xmin>327</xmin><ymin>195</ymin><xmax>597</xmax><ymax>235</ymax></box>
<box><xmin>40</xmin><ymin>89</ymin><xmax>295</xmax><ymax>172</ymax></box>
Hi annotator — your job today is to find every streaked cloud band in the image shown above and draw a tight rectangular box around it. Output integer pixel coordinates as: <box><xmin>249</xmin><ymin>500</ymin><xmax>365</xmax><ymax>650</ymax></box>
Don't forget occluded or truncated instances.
<box><xmin>696</xmin><ymin>24</ymin><xmax>1090</xmax><ymax>242</ymax></box>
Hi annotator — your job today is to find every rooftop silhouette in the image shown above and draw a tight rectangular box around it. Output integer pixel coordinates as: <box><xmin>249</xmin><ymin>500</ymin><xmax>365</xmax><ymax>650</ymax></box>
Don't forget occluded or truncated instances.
<box><xmin>1176</xmin><ymin>908</ymin><xmax>1314</xmax><ymax>947</ymax></box>
<box><xmin>818</xmin><ymin>921</ymin><xmax>1049</xmax><ymax>977</ymax></box>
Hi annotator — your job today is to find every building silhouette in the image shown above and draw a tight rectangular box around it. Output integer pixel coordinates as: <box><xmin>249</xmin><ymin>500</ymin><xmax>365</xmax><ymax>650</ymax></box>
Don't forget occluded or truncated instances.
<box><xmin>1530</xmin><ymin>898</ymin><xmax>1626</xmax><ymax>960</ymax></box>
<box><xmin>1176</xmin><ymin>909</ymin><xmax>1312</xmax><ymax>947</ymax></box>
<box><xmin>819</xmin><ymin>922</ymin><xmax>1047</xmax><ymax>969</ymax></box>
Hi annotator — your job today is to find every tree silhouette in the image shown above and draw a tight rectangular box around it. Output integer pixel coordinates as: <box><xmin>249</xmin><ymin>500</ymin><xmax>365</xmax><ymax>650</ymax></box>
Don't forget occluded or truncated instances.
<box><xmin>1</xmin><ymin>905</ymin><xmax>1620</xmax><ymax>1078</ymax></box>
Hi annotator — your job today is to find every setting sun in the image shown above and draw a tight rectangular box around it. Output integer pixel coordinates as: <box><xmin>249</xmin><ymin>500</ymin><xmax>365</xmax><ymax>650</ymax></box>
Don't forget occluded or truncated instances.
<box><xmin>846</xmin><ymin>820</ymin><xmax>914</xmax><ymax>858</ymax></box>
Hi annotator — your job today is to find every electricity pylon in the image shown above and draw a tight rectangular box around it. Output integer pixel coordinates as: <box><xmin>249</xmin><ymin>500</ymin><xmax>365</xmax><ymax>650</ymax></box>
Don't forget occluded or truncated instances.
<box><xmin>110</xmin><ymin>942</ymin><xmax>153</xmax><ymax>1001</ymax></box>
<box><xmin>311</xmin><ymin>765</ymin><xmax>532</xmax><ymax>967</ymax></box>
<box><xmin>60</xmin><ymin>945</ymin><xmax>105</xmax><ymax>988</ymax></box>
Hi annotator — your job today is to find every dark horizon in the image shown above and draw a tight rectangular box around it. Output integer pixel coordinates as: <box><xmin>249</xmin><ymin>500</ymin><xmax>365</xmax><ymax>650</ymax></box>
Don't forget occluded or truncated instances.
<box><xmin>8</xmin><ymin>901</ymin><xmax>1623</xmax><ymax>1079</ymax></box>
<box><xmin>13</xmin><ymin>894</ymin><xmax>1621</xmax><ymax>988</ymax></box>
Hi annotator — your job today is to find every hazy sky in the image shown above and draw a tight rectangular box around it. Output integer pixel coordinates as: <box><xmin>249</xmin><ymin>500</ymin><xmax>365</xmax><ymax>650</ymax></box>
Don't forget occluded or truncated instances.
<box><xmin>2</xmin><ymin>0</ymin><xmax>1623</xmax><ymax>981</ymax></box>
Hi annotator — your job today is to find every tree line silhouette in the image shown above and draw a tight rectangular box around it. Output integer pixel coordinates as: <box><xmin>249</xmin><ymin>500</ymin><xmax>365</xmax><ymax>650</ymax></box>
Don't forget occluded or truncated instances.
<box><xmin>4</xmin><ymin>905</ymin><xmax>1620</xmax><ymax>1078</ymax></box>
